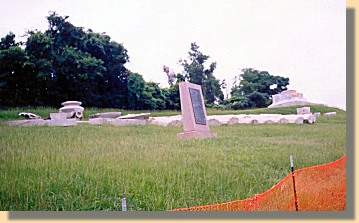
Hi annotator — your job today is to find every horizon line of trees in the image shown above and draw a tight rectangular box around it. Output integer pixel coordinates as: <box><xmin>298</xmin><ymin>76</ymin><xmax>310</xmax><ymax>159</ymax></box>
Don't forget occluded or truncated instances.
<box><xmin>0</xmin><ymin>12</ymin><xmax>290</xmax><ymax>110</ymax></box>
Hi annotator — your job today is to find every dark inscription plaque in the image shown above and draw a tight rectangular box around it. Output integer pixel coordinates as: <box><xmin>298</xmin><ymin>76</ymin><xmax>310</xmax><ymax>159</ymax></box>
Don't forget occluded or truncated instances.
<box><xmin>189</xmin><ymin>88</ymin><xmax>207</xmax><ymax>125</ymax></box>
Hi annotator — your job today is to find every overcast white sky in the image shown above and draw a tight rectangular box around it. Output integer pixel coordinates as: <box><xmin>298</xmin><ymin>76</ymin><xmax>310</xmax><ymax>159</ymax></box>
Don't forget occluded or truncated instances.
<box><xmin>0</xmin><ymin>0</ymin><xmax>346</xmax><ymax>110</ymax></box>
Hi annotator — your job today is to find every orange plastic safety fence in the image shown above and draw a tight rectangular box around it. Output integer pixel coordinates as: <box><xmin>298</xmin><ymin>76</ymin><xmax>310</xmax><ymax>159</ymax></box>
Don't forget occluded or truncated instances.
<box><xmin>171</xmin><ymin>155</ymin><xmax>346</xmax><ymax>211</ymax></box>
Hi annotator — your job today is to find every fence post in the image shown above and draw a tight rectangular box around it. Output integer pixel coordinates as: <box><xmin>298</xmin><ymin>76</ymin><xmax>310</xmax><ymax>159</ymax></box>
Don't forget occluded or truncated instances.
<box><xmin>290</xmin><ymin>155</ymin><xmax>299</xmax><ymax>211</ymax></box>
<box><xmin>121</xmin><ymin>198</ymin><xmax>127</xmax><ymax>211</ymax></box>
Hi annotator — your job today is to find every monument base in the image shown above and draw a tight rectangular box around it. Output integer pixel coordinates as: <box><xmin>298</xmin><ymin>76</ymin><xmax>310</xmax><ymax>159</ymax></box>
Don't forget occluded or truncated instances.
<box><xmin>177</xmin><ymin>131</ymin><xmax>217</xmax><ymax>140</ymax></box>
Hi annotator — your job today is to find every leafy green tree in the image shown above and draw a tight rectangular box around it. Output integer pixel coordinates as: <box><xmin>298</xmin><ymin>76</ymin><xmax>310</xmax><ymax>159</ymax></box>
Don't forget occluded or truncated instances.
<box><xmin>143</xmin><ymin>82</ymin><xmax>166</xmax><ymax>110</ymax></box>
<box><xmin>203</xmin><ymin>73</ymin><xmax>224</xmax><ymax>106</ymax></box>
<box><xmin>163</xmin><ymin>83</ymin><xmax>180</xmax><ymax>110</ymax></box>
<box><xmin>179</xmin><ymin>43</ymin><xmax>224</xmax><ymax>106</ymax></box>
<box><xmin>0</xmin><ymin>45</ymin><xmax>27</xmax><ymax>106</ymax></box>
<box><xmin>127</xmin><ymin>72</ymin><xmax>166</xmax><ymax>110</ymax></box>
<box><xmin>23</xmin><ymin>12</ymin><xmax>129</xmax><ymax>107</ymax></box>
<box><xmin>0</xmin><ymin>33</ymin><xmax>40</xmax><ymax>107</ymax></box>
<box><xmin>127</xmin><ymin>72</ymin><xmax>146</xmax><ymax>110</ymax></box>
<box><xmin>229</xmin><ymin>68</ymin><xmax>289</xmax><ymax>109</ymax></box>
<box><xmin>0</xmin><ymin>32</ymin><xmax>21</xmax><ymax>50</ymax></box>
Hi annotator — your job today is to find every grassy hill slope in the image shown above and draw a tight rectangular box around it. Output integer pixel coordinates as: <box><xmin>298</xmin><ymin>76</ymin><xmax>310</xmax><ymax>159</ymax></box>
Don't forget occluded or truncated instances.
<box><xmin>0</xmin><ymin>105</ymin><xmax>346</xmax><ymax>210</ymax></box>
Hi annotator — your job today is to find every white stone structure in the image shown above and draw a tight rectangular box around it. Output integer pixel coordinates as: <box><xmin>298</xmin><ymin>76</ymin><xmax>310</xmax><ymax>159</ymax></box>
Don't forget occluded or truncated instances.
<box><xmin>148</xmin><ymin>115</ymin><xmax>182</xmax><ymax>127</ymax></box>
<box><xmin>6</xmin><ymin>119</ymin><xmax>77</xmax><ymax>127</ymax></box>
<box><xmin>323</xmin><ymin>112</ymin><xmax>337</xmax><ymax>117</ymax></box>
<box><xmin>59</xmin><ymin>101</ymin><xmax>84</xmax><ymax>119</ymax></box>
<box><xmin>268</xmin><ymin>90</ymin><xmax>324</xmax><ymax>108</ymax></box>
<box><xmin>297</xmin><ymin>107</ymin><xmax>311</xmax><ymax>115</ymax></box>
<box><xmin>6</xmin><ymin>112</ymin><xmax>326</xmax><ymax>127</ymax></box>
<box><xmin>147</xmin><ymin>113</ymin><xmax>317</xmax><ymax>126</ymax></box>
<box><xmin>118</xmin><ymin>113</ymin><xmax>150</xmax><ymax>120</ymax></box>
<box><xmin>19</xmin><ymin>112</ymin><xmax>41</xmax><ymax>119</ymax></box>
<box><xmin>88</xmin><ymin>118</ymin><xmax>108</xmax><ymax>125</ymax></box>
<box><xmin>89</xmin><ymin>112</ymin><xmax>121</xmax><ymax>119</ymax></box>
<box><xmin>107</xmin><ymin>119</ymin><xmax>147</xmax><ymax>126</ymax></box>
<box><xmin>50</xmin><ymin>113</ymin><xmax>68</xmax><ymax>120</ymax></box>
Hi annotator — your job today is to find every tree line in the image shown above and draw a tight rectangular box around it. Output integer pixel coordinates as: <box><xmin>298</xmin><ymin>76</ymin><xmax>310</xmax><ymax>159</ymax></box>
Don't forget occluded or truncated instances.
<box><xmin>0</xmin><ymin>12</ymin><xmax>289</xmax><ymax>110</ymax></box>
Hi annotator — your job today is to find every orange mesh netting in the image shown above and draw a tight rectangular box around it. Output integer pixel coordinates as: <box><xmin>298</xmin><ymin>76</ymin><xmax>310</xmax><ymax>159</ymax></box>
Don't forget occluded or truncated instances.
<box><xmin>171</xmin><ymin>155</ymin><xmax>346</xmax><ymax>211</ymax></box>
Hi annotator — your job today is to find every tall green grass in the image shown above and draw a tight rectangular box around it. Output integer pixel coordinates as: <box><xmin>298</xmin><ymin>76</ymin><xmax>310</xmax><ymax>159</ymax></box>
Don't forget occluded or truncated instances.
<box><xmin>0</xmin><ymin>106</ymin><xmax>346</xmax><ymax>210</ymax></box>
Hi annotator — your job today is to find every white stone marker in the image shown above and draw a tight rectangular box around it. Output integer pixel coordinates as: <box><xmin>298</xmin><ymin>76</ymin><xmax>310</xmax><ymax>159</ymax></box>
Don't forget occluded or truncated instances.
<box><xmin>59</xmin><ymin>101</ymin><xmax>84</xmax><ymax>119</ymax></box>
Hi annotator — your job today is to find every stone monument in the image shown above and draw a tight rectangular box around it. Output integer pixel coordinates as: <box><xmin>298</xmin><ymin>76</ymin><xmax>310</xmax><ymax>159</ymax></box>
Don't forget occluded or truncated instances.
<box><xmin>177</xmin><ymin>82</ymin><xmax>217</xmax><ymax>140</ymax></box>
<box><xmin>59</xmin><ymin>101</ymin><xmax>84</xmax><ymax>119</ymax></box>
<box><xmin>268</xmin><ymin>90</ymin><xmax>324</xmax><ymax>108</ymax></box>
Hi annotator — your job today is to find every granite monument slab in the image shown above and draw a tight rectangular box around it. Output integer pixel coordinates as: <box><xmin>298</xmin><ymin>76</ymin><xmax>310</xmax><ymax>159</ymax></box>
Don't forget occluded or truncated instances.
<box><xmin>177</xmin><ymin>82</ymin><xmax>217</xmax><ymax>140</ymax></box>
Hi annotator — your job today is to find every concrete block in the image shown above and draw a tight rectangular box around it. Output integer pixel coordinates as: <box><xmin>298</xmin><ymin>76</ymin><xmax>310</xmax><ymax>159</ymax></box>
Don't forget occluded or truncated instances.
<box><xmin>323</xmin><ymin>112</ymin><xmax>337</xmax><ymax>117</ymax></box>
<box><xmin>108</xmin><ymin>119</ymin><xmax>147</xmax><ymax>126</ymax></box>
<box><xmin>50</xmin><ymin>113</ymin><xmax>68</xmax><ymax>120</ymax></box>
<box><xmin>47</xmin><ymin>119</ymin><xmax>77</xmax><ymax>126</ymax></box>
<box><xmin>88</xmin><ymin>118</ymin><xmax>108</xmax><ymax>125</ymax></box>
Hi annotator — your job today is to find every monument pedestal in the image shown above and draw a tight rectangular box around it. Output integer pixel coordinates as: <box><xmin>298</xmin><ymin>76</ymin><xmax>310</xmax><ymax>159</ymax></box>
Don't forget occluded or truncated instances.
<box><xmin>177</xmin><ymin>131</ymin><xmax>217</xmax><ymax>140</ymax></box>
<box><xmin>177</xmin><ymin>82</ymin><xmax>217</xmax><ymax>140</ymax></box>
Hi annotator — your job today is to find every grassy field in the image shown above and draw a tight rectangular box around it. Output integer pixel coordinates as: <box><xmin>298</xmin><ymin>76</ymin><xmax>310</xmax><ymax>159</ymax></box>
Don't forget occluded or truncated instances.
<box><xmin>0</xmin><ymin>105</ymin><xmax>346</xmax><ymax>211</ymax></box>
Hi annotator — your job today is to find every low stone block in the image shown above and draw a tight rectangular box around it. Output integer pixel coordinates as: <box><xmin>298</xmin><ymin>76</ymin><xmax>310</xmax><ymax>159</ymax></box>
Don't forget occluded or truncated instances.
<box><xmin>168</xmin><ymin>120</ymin><xmax>182</xmax><ymax>126</ymax></box>
<box><xmin>89</xmin><ymin>112</ymin><xmax>121</xmax><ymax>119</ymax></box>
<box><xmin>264</xmin><ymin>120</ymin><xmax>275</xmax><ymax>124</ymax></box>
<box><xmin>148</xmin><ymin>116</ymin><xmax>182</xmax><ymax>127</ymax></box>
<box><xmin>207</xmin><ymin>115</ymin><xmax>239</xmax><ymax>125</ymax></box>
<box><xmin>118</xmin><ymin>113</ymin><xmax>150</xmax><ymax>120</ymax></box>
<box><xmin>5</xmin><ymin>120</ymin><xmax>47</xmax><ymax>126</ymax></box>
<box><xmin>304</xmin><ymin>115</ymin><xmax>316</xmax><ymax>124</ymax></box>
<box><xmin>207</xmin><ymin>119</ymin><xmax>222</xmax><ymax>126</ymax></box>
<box><xmin>47</xmin><ymin>119</ymin><xmax>77</xmax><ymax>126</ymax></box>
<box><xmin>314</xmin><ymin>112</ymin><xmax>321</xmax><ymax>117</ymax></box>
<box><xmin>88</xmin><ymin>118</ymin><xmax>108</xmax><ymax>125</ymax></box>
<box><xmin>149</xmin><ymin>120</ymin><xmax>170</xmax><ymax>126</ymax></box>
<box><xmin>297</xmin><ymin>107</ymin><xmax>311</xmax><ymax>115</ymax></box>
<box><xmin>253</xmin><ymin>116</ymin><xmax>279</xmax><ymax>124</ymax></box>
<box><xmin>323</xmin><ymin>112</ymin><xmax>337</xmax><ymax>117</ymax></box>
<box><xmin>77</xmin><ymin>121</ymin><xmax>89</xmax><ymax>124</ymax></box>
<box><xmin>50</xmin><ymin>113</ymin><xmax>68</xmax><ymax>120</ymax></box>
<box><xmin>228</xmin><ymin>117</ymin><xmax>239</xmax><ymax>125</ymax></box>
<box><xmin>237</xmin><ymin>119</ymin><xmax>256</xmax><ymax>124</ymax></box>
<box><xmin>279</xmin><ymin>118</ymin><xmax>288</xmax><ymax>124</ymax></box>
<box><xmin>108</xmin><ymin>119</ymin><xmax>146</xmax><ymax>126</ymax></box>
<box><xmin>295</xmin><ymin>117</ymin><xmax>304</xmax><ymax>124</ymax></box>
